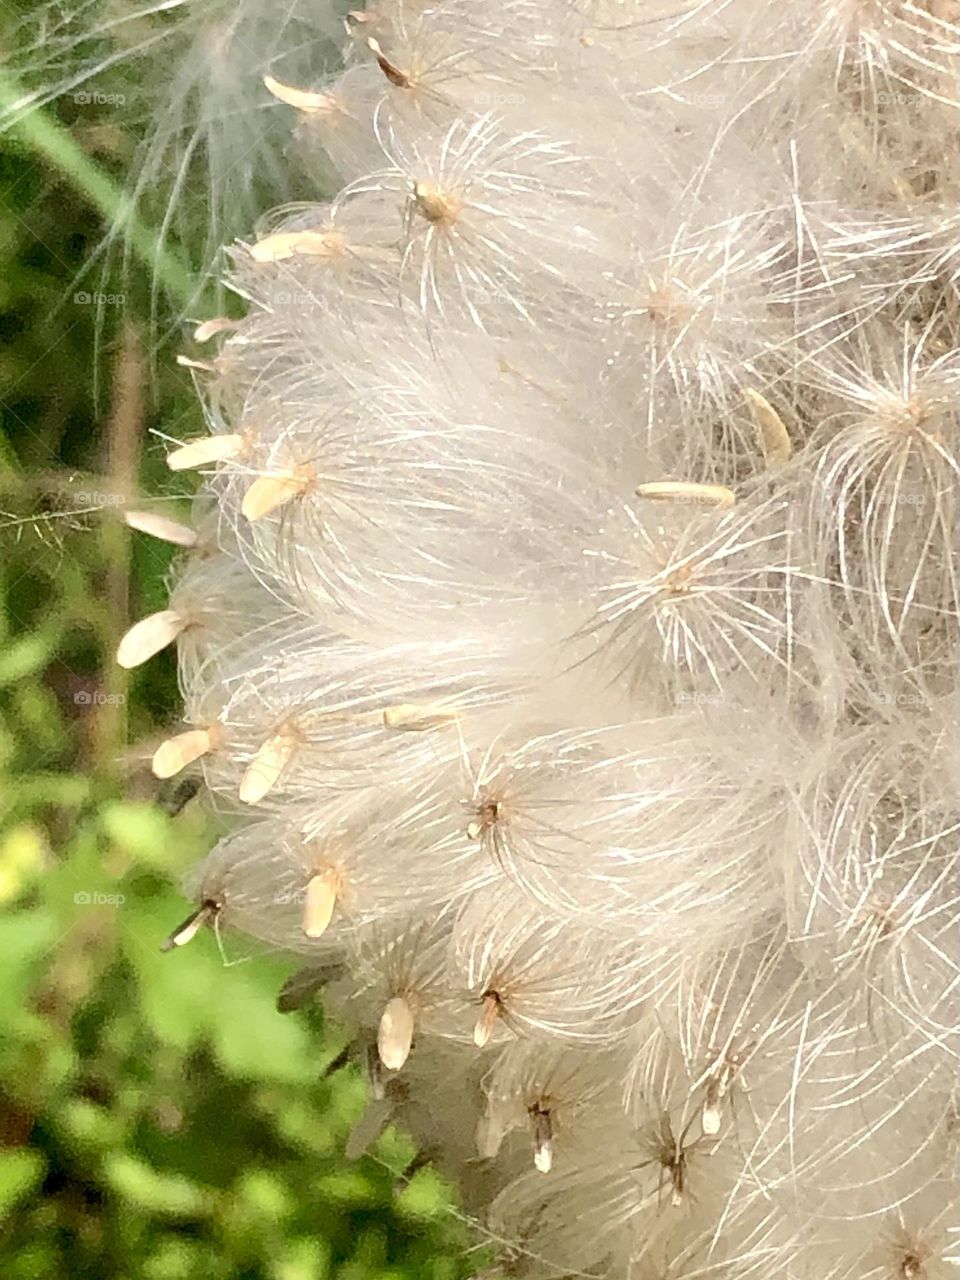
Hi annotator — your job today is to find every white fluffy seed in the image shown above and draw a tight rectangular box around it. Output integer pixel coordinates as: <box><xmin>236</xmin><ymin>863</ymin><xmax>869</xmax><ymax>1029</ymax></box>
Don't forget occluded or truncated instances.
<box><xmin>248</xmin><ymin>230</ymin><xmax>345</xmax><ymax>264</ymax></box>
<box><xmin>377</xmin><ymin>996</ymin><xmax>415</xmax><ymax>1071</ymax></box>
<box><xmin>124</xmin><ymin>510</ymin><xmax>198</xmax><ymax>547</ymax></box>
<box><xmin>238</xmin><ymin>727</ymin><xmax>298</xmax><ymax>804</ymax></box>
<box><xmin>166</xmin><ymin>435</ymin><xmax>244</xmax><ymax>471</ymax></box>
<box><xmin>241</xmin><ymin>470</ymin><xmax>311</xmax><ymax>521</ymax></box>
<box><xmin>193</xmin><ymin>317</ymin><xmax>237</xmax><ymax>343</ymax></box>
<box><xmin>744</xmin><ymin>388</ymin><xmax>792</xmax><ymax>466</ymax></box>
<box><xmin>473</xmin><ymin>993</ymin><xmax>501</xmax><ymax>1047</ymax></box>
<box><xmin>116</xmin><ymin>610</ymin><xmax>186</xmax><ymax>669</ymax></box>
<box><xmin>175</xmin><ymin>354</ymin><xmax>218</xmax><ymax>372</ymax></box>
<box><xmin>413</xmin><ymin>181</ymin><xmax>460</xmax><ymax>225</ymax></box>
<box><xmin>302</xmin><ymin>869</ymin><xmax>339</xmax><ymax>939</ymax></box>
<box><xmin>532</xmin><ymin>1110</ymin><xmax>553</xmax><ymax>1173</ymax></box>
<box><xmin>263</xmin><ymin>74</ymin><xmax>338</xmax><ymax>114</ymax></box>
<box><xmin>702</xmin><ymin>1103</ymin><xmax>722</xmax><ymax>1135</ymax></box>
<box><xmin>382</xmin><ymin>702</ymin><xmax>460</xmax><ymax>731</ymax></box>
<box><xmin>635</xmin><ymin>481</ymin><xmax>736</xmax><ymax>508</ymax></box>
<box><xmin>151</xmin><ymin>729</ymin><xmax>216</xmax><ymax>779</ymax></box>
<box><xmin>160</xmin><ymin>901</ymin><xmax>218</xmax><ymax>952</ymax></box>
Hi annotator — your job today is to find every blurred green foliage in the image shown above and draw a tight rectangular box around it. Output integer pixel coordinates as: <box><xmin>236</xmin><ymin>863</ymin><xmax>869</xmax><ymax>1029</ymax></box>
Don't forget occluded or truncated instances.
<box><xmin>0</xmin><ymin>59</ymin><xmax>472</xmax><ymax>1280</ymax></box>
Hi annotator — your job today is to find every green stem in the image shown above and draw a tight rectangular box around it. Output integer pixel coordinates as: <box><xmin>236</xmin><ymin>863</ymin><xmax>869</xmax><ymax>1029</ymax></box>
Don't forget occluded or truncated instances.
<box><xmin>0</xmin><ymin>72</ymin><xmax>196</xmax><ymax>309</ymax></box>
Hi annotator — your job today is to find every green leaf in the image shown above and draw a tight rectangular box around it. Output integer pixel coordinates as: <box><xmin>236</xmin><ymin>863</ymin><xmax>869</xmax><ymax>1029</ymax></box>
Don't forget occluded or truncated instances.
<box><xmin>103</xmin><ymin>1154</ymin><xmax>212</xmax><ymax>1218</ymax></box>
<box><xmin>0</xmin><ymin>1150</ymin><xmax>45</xmax><ymax>1220</ymax></box>
<box><xmin>0</xmin><ymin>631</ymin><xmax>55</xmax><ymax>687</ymax></box>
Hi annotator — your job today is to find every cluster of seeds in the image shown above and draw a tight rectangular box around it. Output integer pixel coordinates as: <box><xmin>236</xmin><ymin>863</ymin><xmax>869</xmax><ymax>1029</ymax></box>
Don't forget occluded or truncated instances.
<box><xmin>118</xmin><ymin>3</ymin><xmax>958</xmax><ymax>1277</ymax></box>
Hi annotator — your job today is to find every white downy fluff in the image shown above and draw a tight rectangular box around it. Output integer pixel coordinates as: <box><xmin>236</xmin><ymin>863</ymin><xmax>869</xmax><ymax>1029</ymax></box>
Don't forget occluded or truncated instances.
<box><xmin>122</xmin><ymin>2</ymin><xmax>960</xmax><ymax>1277</ymax></box>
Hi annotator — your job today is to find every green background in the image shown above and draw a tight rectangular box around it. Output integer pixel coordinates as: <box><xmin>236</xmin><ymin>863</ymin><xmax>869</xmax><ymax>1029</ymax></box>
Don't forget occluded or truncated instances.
<box><xmin>0</xmin><ymin>19</ymin><xmax>474</xmax><ymax>1278</ymax></box>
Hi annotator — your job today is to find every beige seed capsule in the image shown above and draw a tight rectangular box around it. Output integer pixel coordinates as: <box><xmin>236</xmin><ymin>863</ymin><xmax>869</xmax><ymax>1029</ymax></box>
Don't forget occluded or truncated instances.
<box><xmin>175</xmin><ymin>354</ymin><xmax>218</xmax><ymax>372</ymax></box>
<box><xmin>116</xmin><ymin>610</ymin><xmax>186</xmax><ymax>669</ymax></box>
<box><xmin>241</xmin><ymin>469</ymin><xmax>312</xmax><ymax>521</ymax></box>
<box><xmin>160</xmin><ymin>900</ymin><xmax>220</xmax><ymax>952</ymax></box>
<box><xmin>367</xmin><ymin>37</ymin><xmax>410</xmax><ymax>88</ymax></box>
<box><xmin>382</xmin><ymin>702</ymin><xmax>460</xmax><ymax>731</ymax></box>
<box><xmin>473</xmin><ymin>992</ymin><xmax>501</xmax><ymax>1047</ymax></box>
<box><xmin>124</xmin><ymin>510</ymin><xmax>198</xmax><ymax>547</ymax></box>
<box><xmin>377</xmin><ymin>996</ymin><xmax>415</xmax><ymax>1071</ymax></box>
<box><xmin>193</xmin><ymin>316</ymin><xmax>237</xmax><ymax>343</ymax></box>
<box><xmin>635</xmin><ymin>481</ymin><xmax>736</xmax><ymax>509</ymax></box>
<box><xmin>248</xmin><ymin>230</ymin><xmax>346</xmax><ymax>264</ymax></box>
<box><xmin>151</xmin><ymin>728</ymin><xmax>217</xmax><ymax>780</ymax></box>
<box><xmin>413</xmin><ymin>181</ymin><xmax>461</xmax><ymax>225</ymax></box>
<box><xmin>701</xmin><ymin>1103</ymin><xmax>721</xmax><ymax>1136</ymax></box>
<box><xmin>238</xmin><ymin>726</ymin><xmax>299</xmax><ymax>804</ymax></box>
<box><xmin>262</xmin><ymin>74</ymin><xmax>338</xmax><ymax>114</ymax></box>
<box><xmin>166</xmin><ymin>435</ymin><xmax>245</xmax><ymax>471</ymax></box>
<box><xmin>744</xmin><ymin>387</ymin><xmax>792</xmax><ymax>466</ymax></box>
<box><xmin>302</xmin><ymin>868</ymin><xmax>339</xmax><ymax>939</ymax></box>
<box><xmin>531</xmin><ymin>1107</ymin><xmax>553</xmax><ymax>1173</ymax></box>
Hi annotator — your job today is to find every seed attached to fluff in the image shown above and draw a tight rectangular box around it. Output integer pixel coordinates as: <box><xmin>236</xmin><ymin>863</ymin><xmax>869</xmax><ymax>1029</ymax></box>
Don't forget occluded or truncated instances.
<box><xmin>160</xmin><ymin>900</ymin><xmax>220</xmax><ymax>952</ymax></box>
<box><xmin>124</xmin><ymin>510</ymin><xmax>198</xmax><ymax>547</ymax></box>
<box><xmin>701</xmin><ymin>1078</ymin><xmax>722</xmax><ymax>1135</ymax></box>
<box><xmin>302</xmin><ymin>867</ymin><xmax>340</xmax><ymax>939</ymax></box>
<box><xmin>473</xmin><ymin>991</ymin><xmax>502</xmax><ymax>1047</ymax></box>
<box><xmin>151</xmin><ymin>728</ymin><xmax>218</xmax><ymax>780</ymax></box>
<box><xmin>248</xmin><ymin>230</ymin><xmax>346</xmax><ymax>264</ymax></box>
<box><xmin>413</xmin><ymin>181</ymin><xmax>461</xmax><ymax>225</ymax></box>
<box><xmin>116</xmin><ymin>610</ymin><xmax>187</xmax><ymax>669</ymax></box>
<box><xmin>262</xmin><ymin>74</ymin><xmax>338</xmax><ymax>114</ymax></box>
<box><xmin>166</xmin><ymin>435</ymin><xmax>245</xmax><ymax>471</ymax></box>
<box><xmin>193</xmin><ymin>316</ymin><xmax>237</xmax><ymax>343</ymax></box>
<box><xmin>378</xmin><ymin>995</ymin><xmax>416</xmax><ymax>1071</ymax></box>
<box><xmin>467</xmin><ymin>800</ymin><xmax>500</xmax><ymax>841</ymax></box>
<box><xmin>367</xmin><ymin>37</ymin><xmax>410</xmax><ymax>88</ymax></box>
<box><xmin>744</xmin><ymin>388</ymin><xmax>792</xmax><ymax>466</ymax></box>
<box><xmin>635</xmin><ymin>481</ymin><xmax>736</xmax><ymax>509</ymax></box>
<box><xmin>238</xmin><ymin>724</ymin><xmax>299</xmax><ymax>804</ymax></box>
<box><xmin>530</xmin><ymin>1103</ymin><xmax>554</xmax><ymax>1173</ymax></box>
<box><xmin>382</xmin><ymin>702</ymin><xmax>460</xmax><ymax>731</ymax></box>
<box><xmin>175</xmin><ymin>354</ymin><xmax>219</xmax><ymax>373</ymax></box>
<box><xmin>241</xmin><ymin>468</ymin><xmax>312</xmax><ymax>521</ymax></box>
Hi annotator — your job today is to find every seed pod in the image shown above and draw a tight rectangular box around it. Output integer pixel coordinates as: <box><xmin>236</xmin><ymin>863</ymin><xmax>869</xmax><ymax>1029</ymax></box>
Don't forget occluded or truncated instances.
<box><xmin>302</xmin><ymin>868</ymin><xmax>340</xmax><ymax>939</ymax></box>
<box><xmin>744</xmin><ymin>388</ymin><xmax>792</xmax><ymax>466</ymax></box>
<box><xmin>241</xmin><ymin>469</ymin><xmax>312</xmax><ymax>520</ymax></box>
<box><xmin>116</xmin><ymin>610</ymin><xmax>187</xmax><ymax>669</ymax></box>
<box><xmin>263</xmin><ymin>75</ymin><xmax>338</xmax><ymax>114</ymax></box>
<box><xmin>124</xmin><ymin>510</ymin><xmax>198</xmax><ymax>547</ymax></box>
<box><xmin>378</xmin><ymin>995</ymin><xmax>416</xmax><ymax>1071</ymax></box>
<box><xmin>152</xmin><ymin>728</ymin><xmax>218</xmax><ymax>779</ymax></box>
<box><xmin>193</xmin><ymin>317</ymin><xmax>237</xmax><ymax>343</ymax></box>
<box><xmin>238</xmin><ymin>725</ymin><xmax>299</xmax><ymax>804</ymax></box>
<box><xmin>530</xmin><ymin>1104</ymin><xmax>553</xmax><ymax>1173</ymax></box>
<box><xmin>160</xmin><ymin>900</ymin><xmax>220</xmax><ymax>952</ymax></box>
<box><xmin>382</xmin><ymin>702</ymin><xmax>460</xmax><ymax>731</ymax></box>
<box><xmin>166</xmin><ymin>435</ymin><xmax>245</xmax><ymax>471</ymax></box>
<box><xmin>248</xmin><ymin>230</ymin><xmax>346</xmax><ymax>264</ymax></box>
<box><xmin>474</xmin><ymin>992</ymin><xmax>501</xmax><ymax>1048</ymax></box>
<box><xmin>635</xmin><ymin>481</ymin><xmax>736</xmax><ymax>508</ymax></box>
